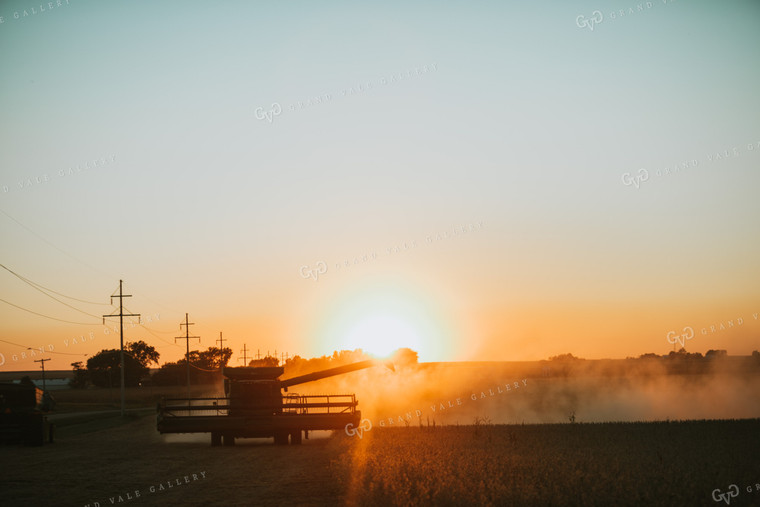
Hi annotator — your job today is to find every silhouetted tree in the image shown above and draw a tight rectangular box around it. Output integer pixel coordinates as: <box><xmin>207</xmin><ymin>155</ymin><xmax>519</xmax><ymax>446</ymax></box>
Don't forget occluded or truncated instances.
<box><xmin>126</xmin><ymin>340</ymin><xmax>160</xmax><ymax>368</ymax></box>
<box><xmin>86</xmin><ymin>349</ymin><xmax>147</xmax><ymax>387</ymax></box>
<box><xmin>549</xmin><ymin>353</ymin><xmax>581</xmax><ymax>361</ymax></box>
<box><xmin>391</xmin><ymin>348</ymin><xmax>419</xmax><ymax>366</ymax></box>
<box><xmin>69</xmin><ymin>361</ymin><xmax>88</xmax><ymax>389</ymax></box>
<box><xmin>151</xmin><ymin>346</ymin><xmax>232</xmax><ymax>386</ymax></box>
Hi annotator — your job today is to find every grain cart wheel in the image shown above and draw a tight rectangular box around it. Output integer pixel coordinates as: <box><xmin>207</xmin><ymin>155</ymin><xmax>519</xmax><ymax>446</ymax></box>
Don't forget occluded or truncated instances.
<box><xmin>274</xmin><ymin>431</ymin><xmax>288</xmax><ymax>445</ymax></box>
<box><xmin>222</xmin><ymin>434</ymin><xmax>235</xmax><ymax>446</ymax></box>
<box><xmin>211</xmin><ymin>432</ymin><xmax>222</xmax><ymax>446</ymax></box>
<box><xmin>290</xmin><ymin>430</ymin><xmax>302</xmax><ymax>445</ymax></box>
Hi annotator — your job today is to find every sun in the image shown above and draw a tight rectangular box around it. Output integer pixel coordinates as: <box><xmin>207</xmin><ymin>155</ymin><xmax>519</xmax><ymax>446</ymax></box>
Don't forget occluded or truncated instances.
<box><xmin>315</xmin><ymin>281</ymin><xmax>452</xmax><ymax>361</ymax></box>
<box><xmin>341</xmin><ymin>313</ymin><xmax>423</xmax><ymax>358</ymax></box>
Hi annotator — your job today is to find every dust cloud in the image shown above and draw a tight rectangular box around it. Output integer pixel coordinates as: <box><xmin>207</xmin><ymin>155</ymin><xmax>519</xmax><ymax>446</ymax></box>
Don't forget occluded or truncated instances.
<box><xmin>288</xmin><ymin>353</ymin><xmax>760</xmax><ymax>426</ymax></box>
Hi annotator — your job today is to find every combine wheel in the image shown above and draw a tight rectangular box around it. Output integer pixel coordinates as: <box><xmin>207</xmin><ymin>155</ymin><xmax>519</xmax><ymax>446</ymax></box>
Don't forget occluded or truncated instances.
<box><xmin>211</xmin><ymin>432</ymin><xmax>222</xmax><ymax>446</ymax></box>
<box><xmin>274</xmin><ymin>431</ymin><xmax>288</xmax><ymax>445</ymax></box>
<box><xmin>290</xmin><ymin>430</ymin><xmax>302</xmax><ymax>445</ymax></box>
<box><xmin>222</xmin><ymin>434</ymin><xmax>235</xmax><ymax>446</ymax></box>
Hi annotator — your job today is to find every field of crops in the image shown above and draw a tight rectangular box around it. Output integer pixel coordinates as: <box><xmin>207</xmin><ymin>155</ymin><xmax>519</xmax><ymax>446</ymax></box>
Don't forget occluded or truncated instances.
<box><xmin>331</xmin><ymin>420</ymin><xmax>760</xmax><ymax>506</ymax></box>
<box><xmin>2</xmin><ymin>413</ymin><xmax>759</xmax><ymax>506</ymax></box>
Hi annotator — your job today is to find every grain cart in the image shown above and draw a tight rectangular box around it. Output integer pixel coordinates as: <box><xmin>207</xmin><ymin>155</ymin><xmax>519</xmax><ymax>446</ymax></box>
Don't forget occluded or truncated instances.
<box><xmin>0</xmin><ymin>382</ymin><xmax>55</xmax><ymax>446</ymax></box>
<box><xmin>157</xmin><ymin>359</ymin><xmax>392</xmax><ymax>445</ymax></box>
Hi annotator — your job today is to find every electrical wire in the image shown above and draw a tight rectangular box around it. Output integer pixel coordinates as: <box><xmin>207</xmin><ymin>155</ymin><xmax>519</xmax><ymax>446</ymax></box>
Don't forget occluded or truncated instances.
<box><xmin>0</xmin><ymin>338</ymin><xmax>88</xmax><ymax>356</ymax></box>
<box><xmin>0</xmin><ymin>207</ymin><xmax>110</xmax><ymax>277</ymax></box>
<box><xmin>0</xmin><ymin>264</ymin><xmax>106</xmax><ymax>318</ymax></box>
<box><xmin>0</xmin><ymin>209</ymin><xmax>182</xmax><ymax>318</ymax></box>
<box><xmin>137</xmin><ymin>323</ymin><xmax>183</xmax><ymax>348</ymax></box>
<box><xmin>0</xmin><ymin>297</ymin><xmax>101</xmax><ymax>325</ymax></box>
<box><xmin>0</xmin><ymin>263</ymin><xmax>108</xmax><ymax>306</ymax></box>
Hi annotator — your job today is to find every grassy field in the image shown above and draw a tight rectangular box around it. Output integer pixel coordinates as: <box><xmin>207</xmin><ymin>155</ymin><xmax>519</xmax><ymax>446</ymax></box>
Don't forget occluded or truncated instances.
<box><xmin>1</xmin><ymin>414</ymin><xmax>758</xmax><ymax>506</ymax></box>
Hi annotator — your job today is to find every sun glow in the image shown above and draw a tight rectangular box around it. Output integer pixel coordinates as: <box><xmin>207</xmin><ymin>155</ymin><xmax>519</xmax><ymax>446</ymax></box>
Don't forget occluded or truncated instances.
<box><xmin>316</xmin><ymin>281</ymin><xmax>453</xmax><ymax>361</ymax></box>
<box><xmin>341</xmin><ymin>314</ymin><xmax>424</xmax><ymax>358</ymax></box>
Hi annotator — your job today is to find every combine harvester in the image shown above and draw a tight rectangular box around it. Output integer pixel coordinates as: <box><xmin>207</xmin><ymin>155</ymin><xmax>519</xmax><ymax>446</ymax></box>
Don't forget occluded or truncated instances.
<box><xmin>156</xmin><ymin>359</ymin><xmax>391</xmax><ymax>445</ymax></box>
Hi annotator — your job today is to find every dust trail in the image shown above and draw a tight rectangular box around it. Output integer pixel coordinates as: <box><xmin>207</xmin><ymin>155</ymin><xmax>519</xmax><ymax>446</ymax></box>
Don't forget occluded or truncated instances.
<box><xmin>288</xmin><ymin>352</ymin><xmax>760</xmax><ymax>426</ymax></box>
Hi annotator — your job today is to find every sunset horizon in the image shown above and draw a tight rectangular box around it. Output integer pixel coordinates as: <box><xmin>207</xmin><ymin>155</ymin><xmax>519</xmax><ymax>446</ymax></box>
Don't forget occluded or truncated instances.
<box><xmin>1</xmin><ymin>1</ymin><xmax>758</xmax><ymax>505</ymax></box>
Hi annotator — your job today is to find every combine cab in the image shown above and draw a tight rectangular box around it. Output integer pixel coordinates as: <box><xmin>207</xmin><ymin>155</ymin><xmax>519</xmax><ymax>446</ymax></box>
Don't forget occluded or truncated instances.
<box><xmin>157</xmin><ymin>359</ymin><xmax>390</xmax><ymax>445</ymax></box>
<box><xmin>0</xmin><ymin>382</ymin><xmax>55</xmax><ymax>446</ymax></box>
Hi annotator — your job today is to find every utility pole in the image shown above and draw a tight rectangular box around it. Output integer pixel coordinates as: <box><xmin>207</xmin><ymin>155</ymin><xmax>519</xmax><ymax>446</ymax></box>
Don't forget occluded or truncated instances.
<box><xmin>216</xmin><ymin>332</ymin><xmax>226</xmax><ymax>367</ymax></box>
<box><xmin>175</xmin><ymin>313</ymin><xmax>200</xmax><ymax>401</ymax></box>
<box><xmin>239</xmin><ymin>344</ymin><xmax>249</xmax><ymax>366</ymax></box>
<box><xmin>103</xmin><ymin>280</ymin><xmax>140</xmax><ymax>417</ymax></box>
<box><xmin>34</xmin><ymin>357</ymin><xmax>51</xmax><ymax>392</ymax></box>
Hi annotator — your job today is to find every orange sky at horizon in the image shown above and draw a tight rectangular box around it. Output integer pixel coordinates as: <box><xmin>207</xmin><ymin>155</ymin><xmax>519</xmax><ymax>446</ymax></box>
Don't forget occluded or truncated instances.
<box><xmin>2</xmin><ymin>280</ymin><xmax>759</xmax><ymax>372</ymax></box>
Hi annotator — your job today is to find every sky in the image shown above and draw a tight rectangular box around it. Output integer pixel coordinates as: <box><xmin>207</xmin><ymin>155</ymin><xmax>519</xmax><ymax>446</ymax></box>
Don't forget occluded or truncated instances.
<box><xmin>1</xmin><ymin>0</ymin><xmax>759</xmax><ymax>371</ymax></box>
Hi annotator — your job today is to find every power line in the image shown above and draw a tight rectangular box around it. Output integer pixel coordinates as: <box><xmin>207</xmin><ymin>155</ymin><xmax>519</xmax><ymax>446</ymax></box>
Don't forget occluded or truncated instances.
<box><xmin>0</xmin><ymin>263</ymin><xmax>105</xmax><ymax>318</ymax></box>
<box><xmin>0</xmin><ymin>297</ymin><xmax>101</xmax><ymax>325</ymax></box>
<box><xmin>0</xmin><ymin>263</ymin><xmax>108</xmax><ymax>306</ymax></box>
<box><xmin>138</xmin><ymin>325</ymin><xmax>176</xmax><ymax>334</ymax></box>
<box><xmin>0</xmin><ymin>207</ymin><xmax>109</xmax><ymax>277</ymax></box>
<box><xmin>0</xmin><ymin>209</ymin><xmax>183</xmax><ymax>320</ymax></box>
<box><xmin>0</xmin><ymin>338</ymin><xmax>89</xmax><ymax>357</ymax></box>
<box><xmin>102</xmin><ymin>280</ymin><xmax>140</xmax><ymax>417</ymax></box>
<box><xmin>176</xmin><ymin>313</ymin><xmax>200</xmax><ymax>401</ymax></box>
<box><xmin>239</xmin><ymin>344</ymin><xmax>250</xmax><ymax>365</ymax></box>
<box><xmin>34</xmin><ymin>358</ymin><xmax>51</xmax><ymax>391</ymax></box>
<box><xmin>138</xmin><ymin>324</ymin><xmax>183</xmax><ymax>348</ymax></box>
<box><xmin>216</xmin><ymin>332</ymin><xmax>226</xmax><ymax>365</ymax></box>
<box><xmin>122</xmin><ymin>306</ymin><xmax>175</xmax><ymax>334</ymax></box>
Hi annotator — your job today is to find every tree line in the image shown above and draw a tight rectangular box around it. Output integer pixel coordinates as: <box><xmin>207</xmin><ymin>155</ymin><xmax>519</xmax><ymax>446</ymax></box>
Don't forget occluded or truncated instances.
<box><xmin>69</xmin><ymin>341</ymin><xmax>234</xmax><ymax>388</ymax></box>
<box><xmin>68</xmin><ymin>343</ymin><xmax>418</xmax><ymax>388</ymax></box>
